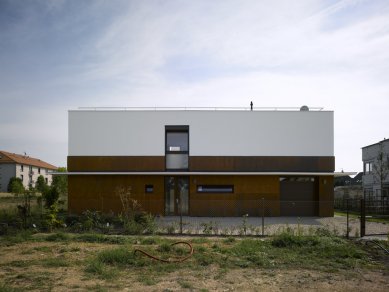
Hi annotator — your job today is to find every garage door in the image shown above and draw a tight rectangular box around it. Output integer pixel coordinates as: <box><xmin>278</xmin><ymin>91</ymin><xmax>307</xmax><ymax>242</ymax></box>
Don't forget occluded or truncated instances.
<box><xmin>280</xmin><ymin>180</ymin><xmax>318</xmax><ymax>216</ymax></box>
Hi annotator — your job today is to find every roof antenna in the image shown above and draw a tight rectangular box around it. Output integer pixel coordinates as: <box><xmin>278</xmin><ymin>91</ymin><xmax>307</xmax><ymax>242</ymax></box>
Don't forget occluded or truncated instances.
<box><xmin>250</xmin><ymin>101</ymin><xmax>253</xmax><ymax>111</ymax></box>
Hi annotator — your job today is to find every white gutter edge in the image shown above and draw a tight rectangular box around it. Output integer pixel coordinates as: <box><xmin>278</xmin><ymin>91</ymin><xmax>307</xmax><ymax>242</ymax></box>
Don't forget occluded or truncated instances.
<box><xmin>52</xmin><ymin>171</ymin><xmax>356</xmax><ymax>176</ymax></box>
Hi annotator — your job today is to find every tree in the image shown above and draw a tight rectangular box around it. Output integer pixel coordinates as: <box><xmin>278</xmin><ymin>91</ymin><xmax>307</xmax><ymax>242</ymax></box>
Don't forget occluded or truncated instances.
<box><xmin>51</xmin><ymin>167</ymin><xmax>67</xmax><ymax>196</ymax></box>
<box><xmin>373</xmin><ymin>142</ymin><xmax>389</xmax><ymax>199</ymax></box>
<box><xmin>43</xmin><ymin>186</ymin><xmax>60</xmax><ymax>209</ymax></box>
<box><xmin>7</xmin><ymin>177</ymin><xmax>24</xmax><ymax>195</ymax></box>
<box><xmin>35</xmin><ymin>175</ymin><xmax>48</xmax><ymax>193</ymax></box>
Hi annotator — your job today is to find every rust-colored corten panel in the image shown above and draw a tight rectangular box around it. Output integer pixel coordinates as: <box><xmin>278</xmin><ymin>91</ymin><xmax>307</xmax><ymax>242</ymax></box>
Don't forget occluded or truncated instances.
<box><xmin>189</xmin><ymin>175</ymin><xmax>280</xmax><ymax>216</ymax></box>
<box><xmin>318</xmin><ymin>176</ymin><xmax>334</xmax><ymax>217</ymax></box>
<box><xmin>68</xmin><ymin>156</ymin><xmax>165</xmax><ymax>172</ymax></box>
<box><xmin>190</xmin><ymin>156</ymin><xmax>335</xmax><ymax>172</ymax></box>
<box><xmin>68</xmin><ymin>173</ymin><xmax>333</xmax><ymax>217</ymax></box>
<box><xmin>68</xmin><ymin>175</ymin><xmax>164</xmax><ymax>215</ymax></box>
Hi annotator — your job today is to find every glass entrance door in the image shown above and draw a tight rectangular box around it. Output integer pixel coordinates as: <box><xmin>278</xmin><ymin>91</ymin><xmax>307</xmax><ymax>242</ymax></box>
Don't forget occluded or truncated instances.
<box><xmin>165</xmin><ymin>176</ymin><xmax>189</xmax><ymax>215</ymax></box>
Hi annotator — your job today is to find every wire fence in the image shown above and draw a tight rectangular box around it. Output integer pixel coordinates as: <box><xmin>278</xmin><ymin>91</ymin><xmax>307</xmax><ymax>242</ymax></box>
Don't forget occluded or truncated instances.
<box><xmin>153</xmin><ymin>199</ymin><xmax>389</xmax><ymax>237</ymax></box>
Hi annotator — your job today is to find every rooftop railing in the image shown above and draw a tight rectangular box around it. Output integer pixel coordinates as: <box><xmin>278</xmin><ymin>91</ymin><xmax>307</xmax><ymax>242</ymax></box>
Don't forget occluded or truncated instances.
<box><xmin>76</xmin><ymin>106</ymin><xmax>325</xmax><ymax>111</ymax></box>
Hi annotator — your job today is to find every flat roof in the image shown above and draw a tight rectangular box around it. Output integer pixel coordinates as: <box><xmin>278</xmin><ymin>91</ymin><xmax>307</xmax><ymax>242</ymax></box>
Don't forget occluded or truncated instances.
<box><xmin>70</xmin><ymin>106</ymin><xmax>329</xmax><ymax>112</ymax></box>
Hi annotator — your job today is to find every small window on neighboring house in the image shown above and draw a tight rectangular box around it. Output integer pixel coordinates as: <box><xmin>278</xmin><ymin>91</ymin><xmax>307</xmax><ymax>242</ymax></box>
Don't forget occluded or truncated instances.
<box><xmin>364</xmin><ymin>162</ymin><xmax>372</xmax><ymax>174</ymax></box>
<box><xmin>45</xmin><ymin>178</ymin><xmax>48</xmax><ymax>184</ymax></box>
<box><xmin>46</xmin><ymin>169</ymin><xmax>48</xmax><ymax>175</ymax></box>
<box><xmin>21</xmin><ymin>165</ymin><xmax>24</xmax><ymax>172</ymax></box>
<box><xmin>145</xmin><ymin>185</ymin><xmax>154</xmax><ymax>193</ymax></box>
<box><xmin>197</xmin><ymin>185</ymin><xmax>234</xmax><ymax>193</ymax></box>
<box><xmin>38</xmin><ymin>168</ymin><xmax>41</xmax><ymax>174</ymax></box>
<box><xmin>20</xmin><ymin>175</ymin><xmax>23</xmax><ymax>181</ymax></box>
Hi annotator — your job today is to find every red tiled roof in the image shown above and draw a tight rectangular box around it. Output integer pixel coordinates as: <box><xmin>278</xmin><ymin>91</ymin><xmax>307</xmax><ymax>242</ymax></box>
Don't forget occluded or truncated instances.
<box><xmin>0</xmin><ymin>151</ymin><xmax>58</xmax><ymax>170</ymax></box>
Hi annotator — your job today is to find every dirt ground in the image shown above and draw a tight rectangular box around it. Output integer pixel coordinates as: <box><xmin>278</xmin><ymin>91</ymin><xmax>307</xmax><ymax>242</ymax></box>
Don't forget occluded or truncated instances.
<box><xmin>0</xmin><ymin>240</ymin><xmax>388</xmax><ymax>292</ymax></box>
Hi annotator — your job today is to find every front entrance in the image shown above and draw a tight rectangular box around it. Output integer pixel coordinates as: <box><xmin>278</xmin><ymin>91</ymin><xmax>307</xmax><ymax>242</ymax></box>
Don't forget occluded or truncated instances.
<box><xmin>164</xmin><ymin>176</ymin><xmax>189</xmax><ymax>215</ymax></box>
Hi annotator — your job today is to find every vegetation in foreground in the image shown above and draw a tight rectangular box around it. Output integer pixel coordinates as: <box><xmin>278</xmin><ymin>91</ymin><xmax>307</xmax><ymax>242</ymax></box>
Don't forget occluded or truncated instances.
<box><xmin>0</xmin><ymin>230</ymin><xmax>388</xmax><ymax>291</ymax></box>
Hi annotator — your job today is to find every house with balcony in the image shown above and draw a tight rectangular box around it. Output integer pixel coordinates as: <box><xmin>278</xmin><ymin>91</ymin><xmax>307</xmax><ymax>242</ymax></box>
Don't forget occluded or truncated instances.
<box><xmin>0</xmin><ymin>151</ymin><xmax>58</xmax><ymax>192</ymax></box>
<box><xmin>67</xmin><ymin>106</ymin><xmax>338</xmax><ymax>217</ymax></box>
<box><xmin>362</xmin><ymin>139</ymin><xmax>389</xmax><ymax>200</ymax></box>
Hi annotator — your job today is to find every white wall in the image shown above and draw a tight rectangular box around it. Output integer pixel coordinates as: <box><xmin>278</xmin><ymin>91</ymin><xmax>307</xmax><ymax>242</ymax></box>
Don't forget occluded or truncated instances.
<box><xmin>15</xmin><ymin>164</ymin><xmax>54</xmax><ymax>189</ymax></box>
<box><xmin>69</xmin><ymin>110</ymin><xmax>334</xmax><ymax>157</ymax></box>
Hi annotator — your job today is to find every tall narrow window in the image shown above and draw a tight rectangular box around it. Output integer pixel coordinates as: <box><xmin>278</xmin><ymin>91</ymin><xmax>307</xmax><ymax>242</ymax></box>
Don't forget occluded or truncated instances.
<box><xmin>165</xmin><ymin>126</ymin><xmax>189</xmax><ymax>170</ymax></box>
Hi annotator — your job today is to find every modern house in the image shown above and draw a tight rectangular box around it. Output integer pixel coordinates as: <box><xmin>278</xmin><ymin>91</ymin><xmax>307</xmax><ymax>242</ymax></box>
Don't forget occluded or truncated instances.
<box><xmin>68</xmin><ymin>107</ymin><xmax>335</xmax><ymax>216</ymax></box>
<box><xmin>67</xmin><ymin>106</ymin><xmax>336</xmax><ymax>217</ymax></box>
<box><xmin>362</xmin><ymin>139</ymin><xmax>389</xmax><ymax>200</ymax></box>
<box><xmin>0</xmin><ymin>151</ymin><xmax>58</xmax><ymax>192</ymax></box>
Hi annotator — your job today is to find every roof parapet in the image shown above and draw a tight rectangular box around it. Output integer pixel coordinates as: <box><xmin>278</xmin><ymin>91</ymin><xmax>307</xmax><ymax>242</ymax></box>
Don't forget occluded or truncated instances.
<box><xmin>75</xmin><ymin>106</ymin><xmax>325</xmax><ymax>111</ymax></box>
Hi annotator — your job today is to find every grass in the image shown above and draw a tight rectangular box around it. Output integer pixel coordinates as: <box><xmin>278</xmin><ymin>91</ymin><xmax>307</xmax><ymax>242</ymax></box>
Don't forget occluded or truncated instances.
<box><xmin>0</xmin><ymin>228</ymin><xmax>387</xmax><ymax>290</ymax></box>
<box><xmin>178</xmin><ymin>280</ymin><xmax>193</xmax><ymax>289</ymax></box>
<box><xmin>79</xmin><ymin>232</ymin><xmax>377</xmax><ymax>279</ymax></box>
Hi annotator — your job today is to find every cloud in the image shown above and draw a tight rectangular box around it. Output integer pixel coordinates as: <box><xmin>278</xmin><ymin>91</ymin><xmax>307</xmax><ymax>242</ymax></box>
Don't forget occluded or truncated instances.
<box><xmin>1</xmin><ymin>0</ymin><xmax>389</xmax><ymax>170</ymax></box>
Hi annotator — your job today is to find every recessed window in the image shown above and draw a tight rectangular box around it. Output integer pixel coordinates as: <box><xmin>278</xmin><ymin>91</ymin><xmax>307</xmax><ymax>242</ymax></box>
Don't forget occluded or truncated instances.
<box><xmin>21</xmin><ymin>165</ymin><xmax>24</xmax><ymax>172</ymax></box>
<box><xmin>364</xmin><ymin>162</ymin><xmax>373</xmax><ymax>174</ymax></box>
<box><xmin>145</xmin><ymin>184</ymin><xmax>154</xmax><ymax>193</ymax></box>
<box><xmin>166</xmin><ymin>132</ymin><xmax>188</xmax><ymax>152</ymax></box>
<box><xmin>38</xmin><ymin>168</ymin><xmax>41</xmax><ymax>174</ymax></box>
<box><xmin>165</xmin><ymin>125</ymin><xmax>189</xmax><ymax>170</ymax></box>
<box><xmin>279</xmin><ymin>177</ymin><xmax>315</xmax><ymax>182</ymax></box>
<box><xmin>197</xmin><ymin>185</ymin><xmax>234</xmax><ymax>193</ymax></box>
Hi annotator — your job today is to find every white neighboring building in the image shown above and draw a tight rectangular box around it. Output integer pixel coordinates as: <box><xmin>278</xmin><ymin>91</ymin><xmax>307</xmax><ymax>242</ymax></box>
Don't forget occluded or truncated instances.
<box><xmin>0</xmin><ymin>151</ymin><xmax>57</xmax><ymax>192</ymax></box>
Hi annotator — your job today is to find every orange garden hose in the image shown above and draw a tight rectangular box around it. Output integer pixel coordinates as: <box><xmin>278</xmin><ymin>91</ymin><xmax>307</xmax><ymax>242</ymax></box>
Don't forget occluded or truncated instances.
<box><xmin>134</xmin><ymin>241</ymin><xmax>194</xmax><ymax>263</ymax></box>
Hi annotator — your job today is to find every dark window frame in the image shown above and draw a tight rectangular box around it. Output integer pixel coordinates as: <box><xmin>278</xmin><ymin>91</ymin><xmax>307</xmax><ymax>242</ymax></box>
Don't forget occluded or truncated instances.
<box><xmin>165</xmin><ymin>125</ymin><xmax>189</xmax><ymax>155</ymax></box>
<box><xmin>165</xmin><ymin>125</ymin><xmax>189</xmax><ymax>171</ymax></box>
<box><xmin>197</xmin><ymin>185</ymin><xmax>234</xmax><ymax>193</ymax></box>
<box><xmin>145</xmin><ymin>184</ymin><xmax>154</xmax><ymax>193</ymax></box>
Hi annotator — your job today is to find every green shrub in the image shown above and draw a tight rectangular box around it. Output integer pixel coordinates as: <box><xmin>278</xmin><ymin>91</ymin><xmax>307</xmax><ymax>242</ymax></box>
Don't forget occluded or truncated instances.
<box><xmin>45</xmin><ymin>232</ymin><xmax>70</xmax><ymax>242</ymax></box>
<box><xmin>271</xmin><ymin>233</ymin><xmax>320</xmax><ymax>248</ymax></box>
<box><xmin>7</xmin><ymin>177</ymin><xmax>24</xmax><ymax>194</ymax></box>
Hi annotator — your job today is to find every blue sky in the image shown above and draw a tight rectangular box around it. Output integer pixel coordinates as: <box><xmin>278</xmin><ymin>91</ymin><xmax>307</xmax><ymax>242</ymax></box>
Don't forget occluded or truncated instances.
<box><xmin>1</xmin><ymin>0</ymin><xmax>389</xmax><ymax>172</ymax></box>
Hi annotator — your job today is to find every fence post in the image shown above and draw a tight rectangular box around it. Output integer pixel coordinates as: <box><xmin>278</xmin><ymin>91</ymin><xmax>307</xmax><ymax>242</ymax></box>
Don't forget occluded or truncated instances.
<box><xmin>179</xmin><ymin>198</ymin><xmax>183</xmax><ymax>235</ymax></box>
<box><xmin>360</xmin><ymin>198</ymin><xmax>365</xmax><ymax>237</ymax></box>
<box><xmin>346</xmin><ymin>198</ymin><xmax>349</xmax><ymax>239</ymax></box>
<box><xmin>262</xmin><ymin>198</ymin><xmax>265</xmax><ymax>236</ymax></box>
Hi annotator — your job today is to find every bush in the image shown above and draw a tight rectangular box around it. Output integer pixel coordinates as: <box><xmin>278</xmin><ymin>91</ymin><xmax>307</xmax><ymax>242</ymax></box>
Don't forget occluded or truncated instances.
<box><xmin>271</xmin><ymin>232</ymin><xmax>320</xmax><ymax>248</ymax></box>
<box><xmin>7</xmin><ymin>177</ymin><xmax>24</xmax><ymax>194</ymax></box>
<box><xmin>43</xmin><ymin>187</ymin><xmax>59</xmax><ymax>209</ymax></box>
<box><xmin>35</xmin><ymin>175</ymin><xmax>48</xmax><ymax>194</ymax></box>
<box><xmin>45</xmin><ymin>232</ymin><xmax>70</xmax><ymax>242</ymax></box>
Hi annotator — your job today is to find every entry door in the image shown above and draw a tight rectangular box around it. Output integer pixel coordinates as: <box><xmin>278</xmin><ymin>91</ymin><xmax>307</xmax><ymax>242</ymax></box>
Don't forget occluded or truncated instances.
<box><xmin>165</xmin><ymin>176</ymin><xmax>189</xmax><ymax>215</ymax></box>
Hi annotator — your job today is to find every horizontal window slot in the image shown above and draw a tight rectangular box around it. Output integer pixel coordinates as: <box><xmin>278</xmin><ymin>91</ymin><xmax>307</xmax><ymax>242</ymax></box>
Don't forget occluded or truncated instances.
<box><xmin>197</xmin><ymin>185</ymin><xmax>234</xmax><ymax>193</ymax></box>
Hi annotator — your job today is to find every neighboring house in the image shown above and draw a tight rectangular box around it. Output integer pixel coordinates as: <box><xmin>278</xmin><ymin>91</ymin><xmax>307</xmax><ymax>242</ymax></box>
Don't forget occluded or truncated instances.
<box><xmin>362</xmin><ymin>139</ymin><xmax>389</xmax><ymax>200</ymax></box>
<box><xmin>334</xmin><ymin>172</ymin><xmax>363</xmax><ymax>187</ymax></box>
<box><xmin>0</xmin><ymin>151</ymin><xmax>57</xmax><ymax>192</ymax></box>
<box><xmin>67</xmin><ymin>106</ymin><xmax>336</xmax><ymax>217</ymax></box>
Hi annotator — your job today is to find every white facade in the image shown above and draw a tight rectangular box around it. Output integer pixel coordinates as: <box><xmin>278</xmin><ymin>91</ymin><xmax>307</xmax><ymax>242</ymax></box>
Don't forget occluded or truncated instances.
<box><xmin>15</xmin><ymin>164</ymin><xmax>53</xmax><ymax>189</ymax></box>
<box><xmin>69</xmin><ymin>110</ymin><xmax>334</xmax><ymax>157</ymax></box>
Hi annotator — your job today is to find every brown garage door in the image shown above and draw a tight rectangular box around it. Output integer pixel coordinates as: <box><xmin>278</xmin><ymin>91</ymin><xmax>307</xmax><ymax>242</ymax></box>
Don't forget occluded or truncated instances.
<box><xmin>280</xmin><ymin>180</ymin><xmax>318</xmax><ymax>216</ymax></box>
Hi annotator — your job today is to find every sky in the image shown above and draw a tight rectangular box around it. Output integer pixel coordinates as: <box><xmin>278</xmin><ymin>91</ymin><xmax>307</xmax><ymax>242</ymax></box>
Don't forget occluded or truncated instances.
<box><xmin>1</xmin><ymin>0</ymin><xmax>389</xmax><ymax>172</ymax></box>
